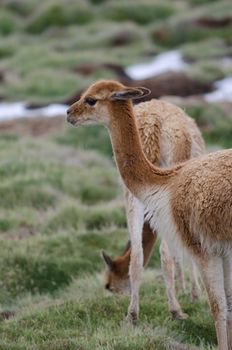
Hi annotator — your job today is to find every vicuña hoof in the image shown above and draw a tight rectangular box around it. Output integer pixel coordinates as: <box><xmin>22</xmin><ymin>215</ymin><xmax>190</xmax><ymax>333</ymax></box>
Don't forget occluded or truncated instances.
<box><xmin>126</xmin><ymin>311</ymin><xmax>138</xmax><ymax>325</ymax></box>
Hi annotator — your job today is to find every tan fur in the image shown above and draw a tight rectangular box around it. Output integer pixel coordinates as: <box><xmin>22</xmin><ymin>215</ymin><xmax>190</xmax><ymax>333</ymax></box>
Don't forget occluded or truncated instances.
<box><xmin>171</xmin><ymin>151</ymin><xmax>232</xmax><ymax>253</ymax></box>
<box><xmin>67</xmin><ymin>80</ymin><xmax>232</xmax><ymax>349</ymax></box>
<box><xmin>135</xmin><ymin>99</ymin><xmax>194</xmax><ymax>165</ymax></box>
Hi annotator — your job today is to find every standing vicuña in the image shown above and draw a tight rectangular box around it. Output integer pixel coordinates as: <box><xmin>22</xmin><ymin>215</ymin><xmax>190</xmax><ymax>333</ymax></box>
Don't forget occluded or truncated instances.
<box><xmin>101</xmin><ymin>98</ymin><xmax>204</xmax><ymax>319</ymax></box>
<box><xmin>67</xmin><ymin>80</ymin><xmax>232</xmax><ymax>350</ymax></box>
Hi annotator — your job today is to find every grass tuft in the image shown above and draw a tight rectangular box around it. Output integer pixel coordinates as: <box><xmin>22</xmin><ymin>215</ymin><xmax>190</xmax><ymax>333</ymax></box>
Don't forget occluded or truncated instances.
<box><xmin>0</xmin><ymin>9</ymin><xmax>19</xmax><ymax>35</ymax></box>
<box><xmin>0</xmin><ymin>182</ymin><xmax>57</xmax><ymax>209</ymax></box>
<box><xmin>104</xmin><ymin>1</ymin><xmax>176</xmax><ymax>25</ymax></box>
<box><xmin>56</xmin><ymin>125</ymin><xmax>113</xmax><ymax>157</ymax></box>
<box><xmin>26</xmin><ymin>2</ymin><xmax>94</xmax><ymax>34</ymax></box>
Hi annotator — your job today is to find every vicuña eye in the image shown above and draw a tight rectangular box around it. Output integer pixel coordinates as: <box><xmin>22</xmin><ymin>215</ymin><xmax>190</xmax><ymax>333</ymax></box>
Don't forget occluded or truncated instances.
<box><xmin>85</xmin><ymin>97</ymin><xmax>97</xmax><ymax>106</ymax></box>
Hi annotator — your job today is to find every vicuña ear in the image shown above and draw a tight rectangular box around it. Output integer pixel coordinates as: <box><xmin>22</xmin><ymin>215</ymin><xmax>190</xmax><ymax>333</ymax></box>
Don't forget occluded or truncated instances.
<box><xmin>101</xmin><ymin>250</ymin><xmax>114</xmax><ymax>270</ymax></box>
<box><xmin>110</xmin><ymin>87</ymin><xmax>151</xmax><ymax>101</ymax></box>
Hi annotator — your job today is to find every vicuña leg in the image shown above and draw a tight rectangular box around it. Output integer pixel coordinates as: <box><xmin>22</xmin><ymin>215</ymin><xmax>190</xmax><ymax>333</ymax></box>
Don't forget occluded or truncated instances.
<box><xmin>124</xmin><ymin>188</ymin><xmax>144</xmax><ymax>323</ymax></box>
<box><xmin>197</xmin><ymin>256</ymin><xmax>228</xmax><ymax>350</ymax></box>
<box><xmin>159</xmin><ymin>240</ymin><xmax>188</xmax><ymax>319</ymax></box>
<box><xmin>173</xmin><ymin>250</ymin><xmax>186</xmax><ymax>294</ymax></box>
<box><xmin>223</xmin><ymin>255</ymin><xmax>232</xmax><ymax>350</ymax></box>
<box><xmin>190</xmin><ymin>258</ymin><xmax>201</xmax><ymax>302</ymax></box>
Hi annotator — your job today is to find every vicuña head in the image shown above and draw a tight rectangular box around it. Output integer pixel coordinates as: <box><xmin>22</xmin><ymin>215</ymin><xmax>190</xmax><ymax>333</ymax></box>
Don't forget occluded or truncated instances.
<box><xmin>67</xmin><ymin>80</ymin><xmax>156</xmax><ymax>198</ymax></box>
<box><xmin>67</xmin><ymin>80</ymin><xmax>150</xmax><ymax>127</ymax></box>
<box><xmin>101</xmin><ymin>249</ymin><xmax>131</xmax><ymax>294</ymax></box>
<box><xmin>102</xmin><ymin>222</ymin><xmax>157</xmax><ymax>295</ymax></box>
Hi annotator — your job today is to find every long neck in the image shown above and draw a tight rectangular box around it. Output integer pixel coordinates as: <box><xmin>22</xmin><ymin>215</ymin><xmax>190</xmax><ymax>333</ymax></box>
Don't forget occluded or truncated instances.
<box><xmin>108</xmin><ymin>101</ymin><xmax>176</xmax><ymax>198</ymax></box>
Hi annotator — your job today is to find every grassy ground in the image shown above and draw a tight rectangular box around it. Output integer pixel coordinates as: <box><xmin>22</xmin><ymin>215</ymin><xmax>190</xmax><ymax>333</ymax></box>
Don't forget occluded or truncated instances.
<box><xmin>0</xmin><ymin>0</ymin><xmax>231</xmax><ymax>348</ymax></box>
<box><xmin>0</xmin><ymin>127</ymin><xmax>218</xmax><ymax>350</ymax></box>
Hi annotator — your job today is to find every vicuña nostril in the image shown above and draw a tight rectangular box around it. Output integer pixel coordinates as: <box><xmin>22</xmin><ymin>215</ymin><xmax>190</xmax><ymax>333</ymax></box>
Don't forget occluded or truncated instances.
<box><xmin>67</xmin><ymin>108</ymin><xmax>71</xmax><ymax>115</ymax></box>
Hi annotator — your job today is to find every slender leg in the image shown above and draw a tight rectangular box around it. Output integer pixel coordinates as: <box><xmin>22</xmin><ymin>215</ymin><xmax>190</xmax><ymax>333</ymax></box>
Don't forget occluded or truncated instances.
<box><xmin>190</xmin><ymin>258</ymin><xmax>201</xmax><ymax>302</ymax></box>
<box><xmin>223</xmin><ymin>255</ymin><xmax>232</xmax><ymax>350</ymax></box>
<box><xmin>197</xmin><ymin>256</ymin><xmax>228</xmax><ymax>350</ymax></box>
<box><xmin>160</xmin><ymin>240</ymin><xmax>188</xmax><ymax>319</ymax></box>
<box><xmin>173</xmin><ymin>250</ymin><xmax>186</xmax><ymax>294</ymax></box>
<box><xmin>124</xmin><ymin>187</ymin><xmax>144</xmax><ymax>323</ymax></box>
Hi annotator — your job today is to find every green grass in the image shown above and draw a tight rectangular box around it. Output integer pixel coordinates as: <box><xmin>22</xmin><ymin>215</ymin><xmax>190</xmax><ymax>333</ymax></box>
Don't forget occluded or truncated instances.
<box><xmin>0</xmin><ymin>134</ymin><xmax>126</xmax><ymax>298</ymax></box>
<box><xmin>103</xmin><ymin>1</ymin><xmax>177</xmax><ymax>25</ymax></box>
<box><xmin>0</xmin><ymin>0</ymin><xmax>230</xmax><ymax>347</ymax></box>
<box><xmin>56</xmin><ymin>125</ymin><xmax>113</xmax><ymax>157</ymax></box>
<box><xmin>0</xmin><ymin>9</ymin><xmax>20</xmax><ymax>35</ymax></box>
<box><xmin>181</xmin><ymin>38</ymin><xmax>232</xmax><ymax>61</ymax></box>
<box><xmin>182</xmin><ymin>102</ymin><xmax>232</xmax><ymax>148</ymax></box>
<box><xmin>0</xmin><ymin>129</ymin><xmax>218</xmax><ymax>349</ymax></box>
<box><xmin>0</xmin><ymin>228</ymin><xmax>126</xmax><ymax>299</ymax></box>
<box><xmin>0</xmin><ymin>273</ymin><xmax>216</xmax><ymax>350</ymax></box>
<box><xmin>151</xmin><ymin>1</ymin><xmax>232</xmax><ymax>48</ymax></box>
<box><xmin>3</xmin><ymin>0</ymin><xmax>38</xmax><ymax>17</ymax></box>
<box><xmin>26</xmin><ymin>1</ymin><xmax>94</xmax><ymax>34</ymax></box>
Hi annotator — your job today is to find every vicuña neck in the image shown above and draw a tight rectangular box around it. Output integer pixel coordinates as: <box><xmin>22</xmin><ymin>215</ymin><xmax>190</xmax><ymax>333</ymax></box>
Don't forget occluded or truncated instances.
<box><xmin>108</xmin><ymin>101</ymin><xmax>175</xmax><ymax>197</ymax></box>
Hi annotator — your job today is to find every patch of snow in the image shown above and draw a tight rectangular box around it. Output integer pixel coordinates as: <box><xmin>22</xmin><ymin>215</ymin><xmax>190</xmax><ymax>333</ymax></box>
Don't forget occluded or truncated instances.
<box><xmin>125</xmin><ymin>50</ymin><xmax>186</xmax><ymax>80</ymax></box>
<box><xmin>220</xmin><ymin>57</ymin><xmax>232</xmax><ymax>68</ymax></box>
<box><xmin>0</xmin><ymin>102</ymin><xmax>68</xmax><ymax>121</ymax></box>
<box><xmin>204</xmin><ymin>76</ymin><xmax>232</xmax><ymax>102</ymax></box>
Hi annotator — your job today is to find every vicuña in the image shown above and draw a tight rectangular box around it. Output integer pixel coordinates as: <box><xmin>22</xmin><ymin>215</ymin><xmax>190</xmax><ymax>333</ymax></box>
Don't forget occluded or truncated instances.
<box><xmin>67</xmin><ymin>80</ymin><xmax>232</xmax><ymax>350</ymax></box>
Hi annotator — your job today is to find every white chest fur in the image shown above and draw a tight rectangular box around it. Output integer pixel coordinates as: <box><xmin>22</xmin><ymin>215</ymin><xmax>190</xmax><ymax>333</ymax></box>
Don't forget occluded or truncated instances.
<box><xmin>142</xmin><ymin>186</ymin><xmax>181</xmax><ymax>249</ymax></box>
